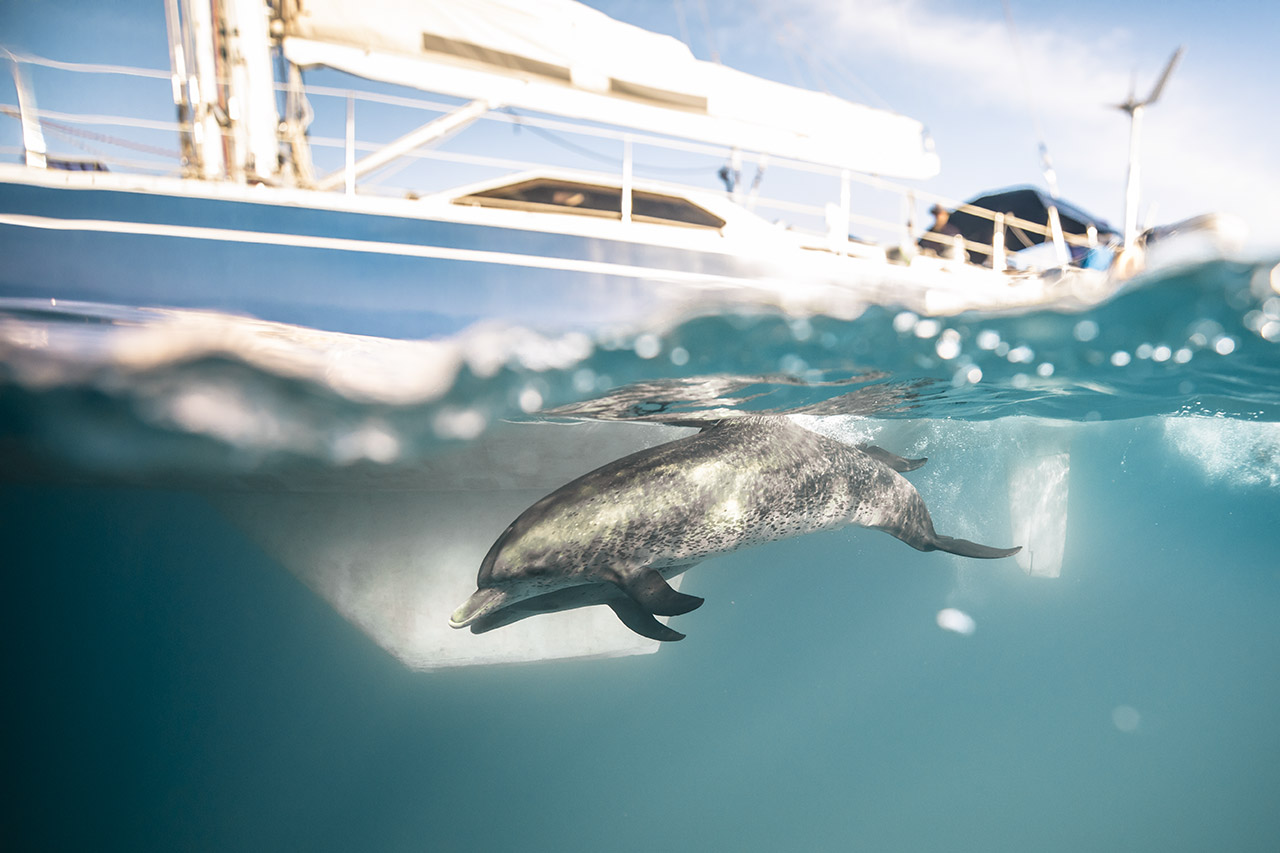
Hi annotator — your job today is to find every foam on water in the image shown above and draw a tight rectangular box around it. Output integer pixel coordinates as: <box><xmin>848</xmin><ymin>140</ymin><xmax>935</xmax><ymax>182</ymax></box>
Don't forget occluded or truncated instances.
<box><xmin>2</xmin><ymin>259</ymin><xmax>1278</xmax><ymax>486</ymax></box>
<box><xmin>1164</xmin><ymin>416</ymin><xmax>1280</xmax><ymax>488</ymax></box>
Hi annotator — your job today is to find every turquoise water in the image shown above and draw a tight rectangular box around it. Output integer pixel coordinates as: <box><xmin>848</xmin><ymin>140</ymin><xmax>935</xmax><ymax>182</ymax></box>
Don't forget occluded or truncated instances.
<box><xmin>3</xmin><ymin>258</ymin><xmax>1280</xmax><ymax>850</ymax></box>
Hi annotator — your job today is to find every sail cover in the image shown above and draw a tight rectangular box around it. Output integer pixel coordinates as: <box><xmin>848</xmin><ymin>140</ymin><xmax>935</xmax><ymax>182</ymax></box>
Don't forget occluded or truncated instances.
<box><xmin>280</xmin><ymin>0</ymin><xmax>940</xmax><ymax>178</ymax></box>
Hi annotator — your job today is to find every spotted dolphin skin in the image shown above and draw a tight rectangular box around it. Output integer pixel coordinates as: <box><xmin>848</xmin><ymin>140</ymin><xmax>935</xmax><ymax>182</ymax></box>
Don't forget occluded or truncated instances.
<box><xmin>449</xmin><ymin>417</ymin><xmax>1019</xmax><ymax>641</ymax></box>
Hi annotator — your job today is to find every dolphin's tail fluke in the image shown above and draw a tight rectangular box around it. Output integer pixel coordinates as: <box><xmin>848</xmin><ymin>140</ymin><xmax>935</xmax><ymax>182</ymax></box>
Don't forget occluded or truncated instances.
<box><xmin>872</xmin><ymin>480</ymin><xmax>1020</xmax><ymax>560</ymax></box>
<box><xmin>930</xmin><ymin>535</ymin><xmax>1021</xmax><ymax>559</ymax></box>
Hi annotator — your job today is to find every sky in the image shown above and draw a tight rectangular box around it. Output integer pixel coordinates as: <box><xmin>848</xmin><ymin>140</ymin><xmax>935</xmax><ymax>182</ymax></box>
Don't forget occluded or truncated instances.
<box><xmin>596</xmin><ymin>0</ymin><xmax>1280</xmax><ymax>252</ymax></box>
<box><xmin>2</xmin><ymin>0</ymin><xmax>1278</xmax><ymax>251</ymax></box>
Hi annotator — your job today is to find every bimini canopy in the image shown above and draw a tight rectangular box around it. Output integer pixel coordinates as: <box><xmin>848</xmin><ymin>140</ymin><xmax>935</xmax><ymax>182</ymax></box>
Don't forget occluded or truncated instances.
<box><xmin>946</xmin><ymin>186</ymin><xmax>1118</xmax><ymax>264</ymax></box>
<box><xmin>279</xmin><ymin>0</ymin><xmax>940</xmax><ymax>179</ymax></box>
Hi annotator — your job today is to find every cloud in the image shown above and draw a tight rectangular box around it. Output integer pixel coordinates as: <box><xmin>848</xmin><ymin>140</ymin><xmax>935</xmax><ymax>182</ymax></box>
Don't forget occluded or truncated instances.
<box><xmin>790</xmin><ymin>0</ymin><xmax>1280</xmax><ymax>250</ymax></box>
<box><xmin>824</xmin><ymin>0</ymin><xmax>1132</xmax><ymax>115</ymax></box>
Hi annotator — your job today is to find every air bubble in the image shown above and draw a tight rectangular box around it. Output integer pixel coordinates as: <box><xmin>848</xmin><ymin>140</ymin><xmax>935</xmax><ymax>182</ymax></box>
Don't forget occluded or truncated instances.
<box><xmin>936</xmin><ymin>608</ymin><xmax>976</xmax><ymax>635</ymax></box>
<box><xmin>1110</xmin><ymin>351</ymin><xmax>1131</xmax><ymax>367</ymax></box>
<box><xmin>1073</xmin><ymin>319</ymin><xmax>1099</xmax><ymax>342</ymax></box>
<box><xmin>434</xmin><ymin>407</ymin><xmax>487</xmax><ymax>440</ymax></box>
<box><xmin>572</xmin><ymin>368</ymin><xmax>596</xmax><ymax>393</ymax></box>
<box><xmin>633</xmin><ymin>333</ymin><xmax>661</xmax><ymax>359</ymax></box>
<box><xmin>1007</xmin><ymin>345</ymin><xmax>1034</xmax><ymax>364</ymax></box>
<box><xmin>1213</xmin><ymin>335</ymin><xmax>1237</xmax><ymax>355</ymax></box>
<box><xmin>779</xmin><ymin>354</ymin><xmax>808</xmax><ymax>375</ymax></box>
<box><xmin>914</xmin><ymin>318</ymin><xmax>941</xmax><ymax>339</ymax></box>
<box><xmin>1190</xmin><ymin>319</ymin><xmax>1225</xmax><ymax>344</ymax></box>
<box><xmin>1152</xmin><ymin>345</ymin><xmax>1171</xmax><ymax>363</ymax></box>
<box><xmin>669</xmin><ymin>346</ymin><xmax>690</xmax><ymax>366</ymax></box>
<box><xmin>1036</xmin><ymin>362</ymin><xmax>1054</xmax><ymax>377</ymax></box>
<box><xmin>935</xmin><ymin>329</ymin><xmax>962</xmax><ymax>360</ymax></box>
<box><xmin>1112</xmin><ymin>705</ymin><xmax>1141</xmax><ymax>733</ymax></box>
<box><xmin>976</xmin><ymin>329</ymin><xmax>1001</xmax><ymax>350</ymax></box>
<box><xmin>518</xmin><ymin>387</ymin><xmax>543</xmax><ymax>413</ymax></box>
<box><xmin>952</xmin><ymin>365</ymin><xmax>982</xmax><ymax>386</ymax></box>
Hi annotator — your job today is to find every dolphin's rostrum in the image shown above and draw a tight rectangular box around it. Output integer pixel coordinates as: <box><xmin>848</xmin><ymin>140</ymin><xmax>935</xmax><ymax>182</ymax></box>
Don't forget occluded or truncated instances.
<box><xmin>450</xmin><ymin>417</ymin><xmax>1019</xmax><ymax>640</ymax></box>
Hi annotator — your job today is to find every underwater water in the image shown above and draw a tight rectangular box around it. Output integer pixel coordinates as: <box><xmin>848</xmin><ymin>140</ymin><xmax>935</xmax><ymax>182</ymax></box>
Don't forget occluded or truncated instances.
<box><xmin>3</xmin><ymin>257</ymin><xmax>1280</xmax><ymax>851</ymax></box>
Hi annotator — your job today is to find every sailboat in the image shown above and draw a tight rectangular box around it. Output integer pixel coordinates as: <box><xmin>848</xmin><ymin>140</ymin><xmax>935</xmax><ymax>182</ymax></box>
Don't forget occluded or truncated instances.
<box><xmin>1</xmin><ymin>0</ymin><xmax>1239</xmax><ymax>340</ymax></box>
<box><xmin>0</xmin><ymin>2</ymin><xmax>1245</xmax><ymax>670</ymax></box>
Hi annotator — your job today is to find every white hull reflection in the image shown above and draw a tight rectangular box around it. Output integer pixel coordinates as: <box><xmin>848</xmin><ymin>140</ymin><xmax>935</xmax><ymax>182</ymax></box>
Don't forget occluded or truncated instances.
<box><xmin>215</xmin><ymin>421</ymin><xmax>693</xmax><ymax>669</ymax></box>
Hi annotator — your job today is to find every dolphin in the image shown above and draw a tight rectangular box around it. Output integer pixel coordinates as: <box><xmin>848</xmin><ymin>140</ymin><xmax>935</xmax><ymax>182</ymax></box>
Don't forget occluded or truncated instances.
<box><xmin>450</xmin><ymin>417</ymin><xmax>1019</xmax><ymax>640</ymax></box>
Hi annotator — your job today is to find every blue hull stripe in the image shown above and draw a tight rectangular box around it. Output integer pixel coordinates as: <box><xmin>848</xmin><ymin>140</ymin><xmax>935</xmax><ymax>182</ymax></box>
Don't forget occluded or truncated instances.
<box><xmin>0</xmin><ymin>212</ymin><xmax>770</xmax><ymax>288</ymax></box>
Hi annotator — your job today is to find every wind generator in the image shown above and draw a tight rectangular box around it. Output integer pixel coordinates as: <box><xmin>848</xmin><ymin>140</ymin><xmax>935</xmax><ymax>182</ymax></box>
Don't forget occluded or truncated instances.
<box><xmin>1116</xmin><ymin>46</ymin><xmax>1185</xmax><ymax>249</ymax></box>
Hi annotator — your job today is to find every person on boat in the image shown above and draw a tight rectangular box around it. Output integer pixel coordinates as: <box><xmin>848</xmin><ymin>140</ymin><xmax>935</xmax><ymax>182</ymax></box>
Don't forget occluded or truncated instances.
<box><xmin>918</xmin><ymin>203</ymin><xmax>967</xmax><ymax>261</ymax></box>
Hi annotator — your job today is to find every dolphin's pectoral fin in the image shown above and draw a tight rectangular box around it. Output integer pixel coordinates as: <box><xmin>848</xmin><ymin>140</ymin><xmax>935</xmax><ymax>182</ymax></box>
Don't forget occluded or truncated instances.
<box><xmin>858</xmin><ymin>444</ymin><xmax>927</xmax><ymax>472</ymax></box>
<box><xmin>607</xmin><ymin>598</ymin><xmax>686</xmax><ymax>642</ymax></box>
<box><xmin>930</xmin><ymin>535</ymin><xmax>1021</xmax><ymax>559</ymax></box>
<box><xmin>619</xmin><ymin>567</ymin><xmax>705</xmax><ymax>616</ymax></box>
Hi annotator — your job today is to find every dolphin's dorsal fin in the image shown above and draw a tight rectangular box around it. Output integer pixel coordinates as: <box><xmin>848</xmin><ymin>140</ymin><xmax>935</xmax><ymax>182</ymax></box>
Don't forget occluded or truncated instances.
<box><xmin>858</xmin><ymin>444</ymin><xmax>927</xmax><ymax>473</ymax></box>
<box><xmin>620</xmin><ymin>567</ymin><xmax>705</xmax><ymax>616</ymax></box>
<box><xmin>607</xmin><ymin>598</ymin><xmax>686</xmax><ymax>642</ymax></box>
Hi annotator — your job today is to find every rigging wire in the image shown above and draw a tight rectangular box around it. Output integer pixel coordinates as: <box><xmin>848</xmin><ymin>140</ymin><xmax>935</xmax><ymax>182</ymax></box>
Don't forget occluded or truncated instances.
<box><xmin>672</xmin><ymin>0</ymin><xmax>693</xmax><ymax>52</ymax></box>
<box><xmin>1001</xmin><ymin>0</ymin><xmax>1059</xmax><ymax>196</ymax></box>
<box><xmin>502</xmin><ymin>109</ymin><xmax>717</xmax><ymax>175</ymax></box>
<box><xmin>0</xmin><ymin>107</ymin><xmax>179</xmax><ymax>159</ymax></box>
<box><xmin>748</xmin><ymin>1</ymin><xmax>896</xmax><ymax>111</ymax></box>
<box><xmin>693</xmin><ymin>0</ymin><xmax>722</xmax><ymax>64</ymax></box>
<box><xmin>748</xmin><ymin>0</ymin><xmax>815</xmax><ymax>92</ymax></box>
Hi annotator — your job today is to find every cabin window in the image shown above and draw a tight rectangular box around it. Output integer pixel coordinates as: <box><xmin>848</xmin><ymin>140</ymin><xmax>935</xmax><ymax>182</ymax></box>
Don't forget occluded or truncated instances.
<box><xmin>455</xmin><ymin>178</ymin><xmax>725</xmax><ymax>229</ymax></box>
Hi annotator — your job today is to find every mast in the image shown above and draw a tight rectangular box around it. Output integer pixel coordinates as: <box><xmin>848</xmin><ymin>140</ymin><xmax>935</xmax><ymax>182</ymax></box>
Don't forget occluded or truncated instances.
<box><xmin>220</xmin><ymin>0</ymin><xmax>283</xmax><ymax>182</ymax></box>
<box><xmin>165</xmin><ymin>0</ymin><xmax>283</xmax><ymax>183</ymax></box>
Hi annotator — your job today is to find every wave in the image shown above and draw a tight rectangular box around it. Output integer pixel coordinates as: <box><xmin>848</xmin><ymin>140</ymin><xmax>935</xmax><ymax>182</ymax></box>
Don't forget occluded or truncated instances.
<box><xmin>1</xmin><ymin>258</ymin><xmax>1278</xmax><ymax>484</ymax></box>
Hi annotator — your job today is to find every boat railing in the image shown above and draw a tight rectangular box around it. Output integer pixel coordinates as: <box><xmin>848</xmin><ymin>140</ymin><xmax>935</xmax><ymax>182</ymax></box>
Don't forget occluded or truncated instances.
<box><xmin>3</xmin><ymin>50</ymin><xmax>1102</xmax><ymax>272</ymax></box>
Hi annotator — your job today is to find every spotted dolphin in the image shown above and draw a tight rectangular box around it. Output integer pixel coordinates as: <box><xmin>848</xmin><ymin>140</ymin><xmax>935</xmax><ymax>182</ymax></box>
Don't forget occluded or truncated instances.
<box><xmin>450</xmin><ymin>417</ymin><xmax>1019</xmax><ymax>640</ymax></box>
